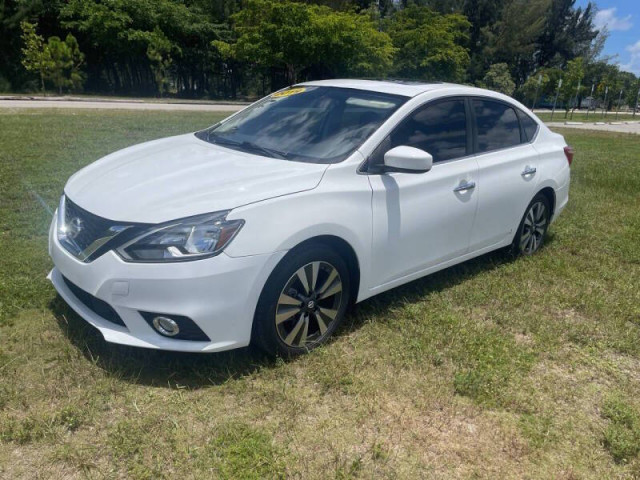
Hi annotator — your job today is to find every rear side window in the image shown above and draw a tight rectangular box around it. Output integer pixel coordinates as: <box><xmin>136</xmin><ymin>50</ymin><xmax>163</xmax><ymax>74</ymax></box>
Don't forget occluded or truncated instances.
<box><xmin>517</xmin><ymin>110</ymin><xmax>539</xmax><ymax>141</ymax></box>
<box><xmin>473</xmin><ymin>99</ymin><xmax>521</xmax><ymax>153</ymax></box>
<box><xmin>389</xmin><ymin>99</ymin><xmax>468</xmax><ymax>162</ymax></box>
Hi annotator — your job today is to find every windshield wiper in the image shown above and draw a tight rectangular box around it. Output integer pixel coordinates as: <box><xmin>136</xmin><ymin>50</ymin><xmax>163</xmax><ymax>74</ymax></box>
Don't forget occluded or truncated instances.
<box><xmin>240</xmin><ymin>141</ymin><xmax>288</xmax><ymax>160</ymax></box>
<box><xmin>207</xmin><ymin>134</ymin><xmax>288</xmax><ymax>160</ymax></box>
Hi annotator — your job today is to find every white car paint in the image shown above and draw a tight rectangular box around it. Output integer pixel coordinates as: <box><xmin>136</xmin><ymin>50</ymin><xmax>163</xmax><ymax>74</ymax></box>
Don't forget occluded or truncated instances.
<box><xmin>66</xmin><ymin>135</ymin><xmax>328</xmax><ymax>223</ymax></box>
<box><xmin>48</xmin><ymin>80</ymin><xmax>570</xmax><ymax>352</ymax></box>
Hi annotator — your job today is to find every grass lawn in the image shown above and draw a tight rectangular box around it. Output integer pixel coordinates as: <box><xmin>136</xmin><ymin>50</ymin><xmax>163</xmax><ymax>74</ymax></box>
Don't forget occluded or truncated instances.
<box><xmin>536</xmin><ymin>110</ymin><xmax>640</xmax><ymax>123</ymax></box>
<box><xmin>1</xmin><ymin>109</ymin><xmax>639</xmax><ymax>479</ymax></box>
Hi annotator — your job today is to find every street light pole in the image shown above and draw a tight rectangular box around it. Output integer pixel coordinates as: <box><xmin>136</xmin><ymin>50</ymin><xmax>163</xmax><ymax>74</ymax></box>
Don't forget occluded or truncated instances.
<box><xmin>586</xmin><ymin>83</ymin><xmax>594</xmax><ymax>120</ymax></box>
<box><xmin>615</xmin><ymin>89</ymin><xmax>623</xmax><ymax>121</ymax></box>
<box><xmin>634</xmin><ymin>87</ymin><xmax>640</xmax><ymax>117</ymax></box>
<box><xmin>551</xmin><ymin>78</ymin><xmax>562</xmax><ymax>121</ymax></box>
<box><xmin>602</xmin><ymin>86</ymin><xmax>608</xmax><ymax>118</ymax></box>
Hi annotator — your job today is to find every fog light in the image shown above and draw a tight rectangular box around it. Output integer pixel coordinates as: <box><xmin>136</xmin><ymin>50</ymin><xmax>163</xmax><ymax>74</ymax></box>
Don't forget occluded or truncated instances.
<box><xmin>152</xmin><ymin>316</ymin><xmax>180</xmax><ymax>337</ymax></box>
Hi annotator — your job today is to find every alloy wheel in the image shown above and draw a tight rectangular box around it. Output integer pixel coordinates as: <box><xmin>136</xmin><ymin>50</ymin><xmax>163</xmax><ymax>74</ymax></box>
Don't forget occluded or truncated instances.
<box><xmin>520</xmin><ymin>201</ymin><xmax>548</xmax><ymax>254</ymax></box>
<box><xmin>275</xmin><ymin>261</ymin><xmax>343</xmax><ymax>348</ymax></box>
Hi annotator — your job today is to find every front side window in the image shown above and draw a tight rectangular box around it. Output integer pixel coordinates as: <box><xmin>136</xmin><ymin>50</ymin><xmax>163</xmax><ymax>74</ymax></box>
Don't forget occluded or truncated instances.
<box><xmin>197</xmin><ymin>86</ymin><xmax>407</xmax><ymax>164</ymax></box>
<box><xmin>369</xmin><ymin>99</ymin><xmax>468</xmax><ymax>168</ymax></box>
<box><xmin>391</xmin><ymin>99</ymin><xmax>468</xmax><ymax>162</ymax></box>
<box><xmin>473</xmin><ymin>99</ymin><xmax>521</xmax><ymax>152</ymax></box>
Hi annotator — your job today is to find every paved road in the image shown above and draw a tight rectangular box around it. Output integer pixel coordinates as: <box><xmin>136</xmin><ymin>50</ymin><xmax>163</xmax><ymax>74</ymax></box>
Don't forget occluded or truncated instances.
<box><xmin>546</xmin><ymin>121</ymin><xmax>640</xmax><ymax>135</ymax></box>
<box><xmin>2</xmin><ymin>99</ymin><xmax>639</xmax><ymax>135</ymax></box>
<box><xmin>0</xmin><ymin>99</ymin><xmax>246</xmax><ymax>112</ymax></box>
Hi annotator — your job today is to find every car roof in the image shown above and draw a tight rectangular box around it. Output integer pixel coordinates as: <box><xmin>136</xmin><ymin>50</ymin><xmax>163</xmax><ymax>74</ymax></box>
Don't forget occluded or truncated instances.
<box><xmin>297</xmin><ymin>79</ymin><xmax>478</xmax><ymax>98</ymax></box>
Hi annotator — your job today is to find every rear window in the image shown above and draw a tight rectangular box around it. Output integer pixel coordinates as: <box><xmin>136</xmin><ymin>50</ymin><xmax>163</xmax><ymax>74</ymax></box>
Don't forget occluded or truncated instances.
<box><xmin>473</xmin><ymin>99</ymin><xmax>521</xmax><ymax>153</ymax></box>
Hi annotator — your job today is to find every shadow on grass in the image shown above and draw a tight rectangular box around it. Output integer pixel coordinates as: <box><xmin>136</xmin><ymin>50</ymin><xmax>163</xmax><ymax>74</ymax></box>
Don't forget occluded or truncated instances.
<box><xmin>49</xmin><ymin>234</ymin><xmax>555</xmax><ymax>389</ymax></box>
<box><xmin>49</xmin><ymin>296</ymin><xmax>279</xmax><ymax>389</ymax></box>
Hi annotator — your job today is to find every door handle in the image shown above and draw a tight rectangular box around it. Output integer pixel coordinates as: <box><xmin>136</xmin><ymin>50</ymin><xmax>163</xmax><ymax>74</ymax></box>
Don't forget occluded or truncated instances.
<box><xmin>453</xmin><ymin>181</ymin><xmax>476</xmax><ymax>193</ymax></box>
<box><xmin>521</xmin><ymin>166</ymin><xmax>537</xmax><ymax>176</ymax></box>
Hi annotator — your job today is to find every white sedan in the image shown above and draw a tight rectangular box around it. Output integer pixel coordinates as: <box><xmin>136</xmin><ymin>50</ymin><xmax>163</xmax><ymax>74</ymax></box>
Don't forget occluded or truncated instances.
<box><xmin>48</xmin><ymin>80</ymin><xmax>572</xmax><ymax>356</ymax></box>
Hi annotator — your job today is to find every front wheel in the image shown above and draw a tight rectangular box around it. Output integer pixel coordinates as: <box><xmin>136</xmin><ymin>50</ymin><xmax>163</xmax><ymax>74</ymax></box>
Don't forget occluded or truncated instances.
<box><xmin>252</xmin><ymin>244</ymin><xmax>351</xmax><ymax>357</ymax></box>
<box><xmin>512</xmin><ymin>193</ymin><xmax>551</xmax><ymax>255</ymax></box>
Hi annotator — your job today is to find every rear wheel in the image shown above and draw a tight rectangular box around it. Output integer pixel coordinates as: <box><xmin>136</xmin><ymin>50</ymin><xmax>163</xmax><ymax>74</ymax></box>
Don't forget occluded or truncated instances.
<box><xmin>252</xmin><ymin>244</ymin><xmax>350</xmax><ymax>357</ymax></box>
<box><xmin>512</xmin><ymin>193</ymin><xmax>550</xmax><ymax>255</ymax></box>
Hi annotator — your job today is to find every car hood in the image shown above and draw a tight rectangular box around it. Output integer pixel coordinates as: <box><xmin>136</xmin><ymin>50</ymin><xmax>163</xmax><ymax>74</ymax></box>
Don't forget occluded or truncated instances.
<box><xmin>64</xmin><ymin>134</ymin><xmax>329</xmax><ymax>223</ymax></box>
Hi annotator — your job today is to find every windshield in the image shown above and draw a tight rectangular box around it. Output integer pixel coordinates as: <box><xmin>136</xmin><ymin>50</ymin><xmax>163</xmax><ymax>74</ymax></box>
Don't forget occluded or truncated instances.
<box><xmin>196</xmin><ymin>86</ymin><xmax>407</xmax><ymax>164</ymax></box>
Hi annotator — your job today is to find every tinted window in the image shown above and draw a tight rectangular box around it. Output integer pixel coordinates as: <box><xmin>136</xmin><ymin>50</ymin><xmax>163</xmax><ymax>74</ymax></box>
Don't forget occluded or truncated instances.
<box><xmin>473</xmin><ymin>100</ymin><xmax>521</xmax><ymax>152</ymax></box>
<box><xmin>517</xmin><ymin>109</ymin><xmax>539</xmax><ymax>141</ymax></box>
<box><xmin>385</xmin><ymin>99</ymin><xmax>468</xmax><ymax>163</ymax></box>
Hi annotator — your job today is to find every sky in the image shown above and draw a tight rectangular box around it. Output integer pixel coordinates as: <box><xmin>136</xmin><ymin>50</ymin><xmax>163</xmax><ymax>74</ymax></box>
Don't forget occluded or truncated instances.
<box><xmin>576</xmin><ymin>0</ymin><xmax>640</xmax><ymax>75</ymax></box>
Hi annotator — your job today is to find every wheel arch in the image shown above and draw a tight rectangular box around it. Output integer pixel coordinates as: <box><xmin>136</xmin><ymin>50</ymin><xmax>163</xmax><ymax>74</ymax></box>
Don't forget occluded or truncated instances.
<box><xmin>510</xmin><ymin>185</ymin><xmax>557</xmax><ymax>246</ymax></box>
<box><xmin>537</xmin><ymin>186</ymin><xmax>556</xmax><ymax>217</ymax></box>
<box><xmin>284</xmin><ymin>235</ymin><xmax>361</xmax><ymax>306</ymax></box>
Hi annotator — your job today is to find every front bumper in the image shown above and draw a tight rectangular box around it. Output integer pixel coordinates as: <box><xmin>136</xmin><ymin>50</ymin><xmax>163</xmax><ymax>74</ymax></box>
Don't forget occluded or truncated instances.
<box><xmin>48</xmin><ymin>214</ymin><xmax>286</xmax><ymax>352</ymax></box>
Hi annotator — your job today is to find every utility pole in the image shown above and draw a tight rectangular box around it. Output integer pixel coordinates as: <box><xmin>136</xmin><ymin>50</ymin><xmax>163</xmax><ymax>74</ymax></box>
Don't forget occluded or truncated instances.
<box><xmin>634</xmin><ymin>87</ymin><xmax>640</xmax><ymax>117</ymax></box>
<box><xmin>551</xmin><ymin>78</ymin><xmax>562</xmax><ymax>121</ymax></box>
<box><xmin>615</xmin><ymin>89</ymin><xmax>623</xmax><ymax>121</ymax></box>
<box><xmin>586</xmin><ymin>83</ymin><xmax>595</xmax><ymax>120</ymax></box>
<box><xmin>531</xmin><ymin>74</ymin><xmax>542</xmax><ymax>110</ymax></box>
<box><xmin>602</xmin><ymin>86</ymin><xmax>608</xmax><ymax>118</ymax></box>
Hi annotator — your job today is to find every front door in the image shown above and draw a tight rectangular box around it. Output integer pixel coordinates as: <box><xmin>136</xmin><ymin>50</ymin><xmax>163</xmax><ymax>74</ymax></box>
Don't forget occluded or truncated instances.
<box><xmin>366</xmin><ymin>98</ymin><xmax>479</xmax><ymax>288</ymax></box>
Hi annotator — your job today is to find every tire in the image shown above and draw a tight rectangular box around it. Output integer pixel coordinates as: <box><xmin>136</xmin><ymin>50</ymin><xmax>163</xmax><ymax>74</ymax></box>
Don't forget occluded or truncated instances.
<box><xmin>252</xmin><ymin>244</ymin><xmax>351</xmax><ymax>357</ymax></box>
<box><xmin>512</xmin><ymin>193</ymin><xmax>551</xmax><ymax>256</ymax></box>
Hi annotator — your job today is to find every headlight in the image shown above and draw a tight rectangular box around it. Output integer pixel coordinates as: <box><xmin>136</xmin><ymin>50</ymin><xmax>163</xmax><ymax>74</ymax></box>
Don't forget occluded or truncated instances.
<box><xmin>117</xmin><ymin>211</ymin><xmax>244</xmax><ymax>262</ymax></box>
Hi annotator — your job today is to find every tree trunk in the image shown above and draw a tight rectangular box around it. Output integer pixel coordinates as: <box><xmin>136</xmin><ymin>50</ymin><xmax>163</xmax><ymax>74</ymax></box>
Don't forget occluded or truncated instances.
<box><xmin>287</xmin><ymin>64</ymin><xmax>297</xmax><ymax>85</ymax></box>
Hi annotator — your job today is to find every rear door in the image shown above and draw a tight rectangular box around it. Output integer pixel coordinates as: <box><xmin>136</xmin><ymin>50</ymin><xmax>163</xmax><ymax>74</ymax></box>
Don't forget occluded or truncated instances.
<box><xmin>467</xmin><ymin>98</ymin><xmax>540</xmax><ymax>251</ymax></box>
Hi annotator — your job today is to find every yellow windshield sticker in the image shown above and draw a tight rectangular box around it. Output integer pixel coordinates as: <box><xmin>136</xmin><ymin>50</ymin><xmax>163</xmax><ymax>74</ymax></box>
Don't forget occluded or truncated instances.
<box><xmin>272</xmin><ymin>87</ymin><xmax>306</xmax><ymax>98</ymax></box>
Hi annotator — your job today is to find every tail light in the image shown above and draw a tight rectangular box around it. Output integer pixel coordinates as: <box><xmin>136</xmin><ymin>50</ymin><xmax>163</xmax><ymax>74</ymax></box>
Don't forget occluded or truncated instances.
<box><xmin>564</xmin><ymin>146</ymin><xmax>574</xmax><ymax>166</ymax></box>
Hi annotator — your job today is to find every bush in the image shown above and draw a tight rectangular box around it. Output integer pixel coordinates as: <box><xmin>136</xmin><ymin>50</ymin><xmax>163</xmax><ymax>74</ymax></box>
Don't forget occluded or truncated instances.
<box><xmin>0</xmin><ymin>75</ymin><xmax>11</xmax><ymax>93</ymax></box>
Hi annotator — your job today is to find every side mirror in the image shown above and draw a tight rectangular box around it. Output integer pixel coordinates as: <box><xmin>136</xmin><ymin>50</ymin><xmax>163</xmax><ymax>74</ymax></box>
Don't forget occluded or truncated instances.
<box><xmin>383</xmin><ymin>146</ymin><xmax>433</xmax><ymax>173</ymax></box>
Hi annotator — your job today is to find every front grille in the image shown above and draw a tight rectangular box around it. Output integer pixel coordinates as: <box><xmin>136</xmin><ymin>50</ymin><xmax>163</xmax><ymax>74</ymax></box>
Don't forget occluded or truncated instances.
<box><xmin>58</xmin><ymin>196</ymin><xmax>139</xmax><ymax>262</ymax></box>
<box><xmin>64</xmin><ymin>198</ymin><xmax>117</xmax><ymax>253</ymax></box>
<box><xmin>62</xmin><ymin>275</ymin><xmax>127</xmax><ymax>328</ymax></box>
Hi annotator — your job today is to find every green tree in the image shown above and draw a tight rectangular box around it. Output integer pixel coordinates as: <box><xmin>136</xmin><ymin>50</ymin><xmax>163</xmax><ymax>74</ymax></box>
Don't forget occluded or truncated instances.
<box><xmin>385</xmin><ymin>6</ymin><xmax>470</xmax><ymax>82</ymax></box>
<box><xmin>618</xmin><ymin>72</ymin><xmax>640</xmax><ymax>111</ymax></box>
<box><xmin>542</xmin><ymin>67</ymin><xmax>564</xmax><ymax>100</ymax></box>
<box><xmin>216</xmin><ymin>0</ymin><xmax>394</xmax><ymax>84</ymax></box>
<box><xmin>61</xmin><ymin>0</ymin><xmax>222</xmax><ymax>96</ymax></box>
<box><xmin>519</xmin><ymin>70</ymin><xmax>552</xmax><ymax>106</ymax></box>
<box><xmin>3</xmin><ymin>0</ymin><xmax>632</xmax><ymax>99</ymax></box>
<box><xmin>20</xmin><ymin>21</ymin><xmax>52</xmax><ymax>93</ymax></box>
<box><xmin>127</xmin><ymin>27</ymin><xmax>177</xmax><ymax>96</ymax></box>
<box><xmin>559</xmin><ymin>56</ymin><xmax>584</xmax><ymax>114</ymax></box>
<box><xmin>46</xmin><ymin>33</ymin><xmax>85</xmax><ymax>93</ymax></box>
<box><xmin>462</xmin><ymin>0</ymin><xmax>505</xmax><ymax>80</ymax></box>
<box><xmin>481</xmin><ymin>0</ymin><xmax>550</xmax><ymax>85</ymax></box>
<box><xmin>146</xmin><ymin>31</ymin><xmax>174</xmax><ymax>97</ymax></box>
<box><xmin>537</xmin><ymin>0</ymin><xmax>599</xmax><ymax>68</ymax></box>
<box><xmin>479</xmin><ymin>63</ymin><xmax>515</xmax><ymax>95</ymax></box>
<box><xmin>20</xmin><ymin>21</ymin><xmax>85</xmax><ymax>94</ymax></box>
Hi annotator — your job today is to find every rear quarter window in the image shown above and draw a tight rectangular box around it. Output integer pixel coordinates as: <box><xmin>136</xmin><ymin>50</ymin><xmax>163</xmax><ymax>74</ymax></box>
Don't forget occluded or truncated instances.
<box><xmin>517</xmin><ymin>110</ymin><xmax>540</xmax><ymax>141</ymax></box>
